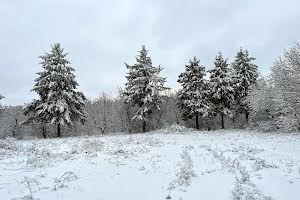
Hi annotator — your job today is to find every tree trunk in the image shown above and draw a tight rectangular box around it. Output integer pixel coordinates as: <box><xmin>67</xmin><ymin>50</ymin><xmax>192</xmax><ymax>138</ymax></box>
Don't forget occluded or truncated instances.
<box><xmin>245</xmin><ymin>113</ymin><xmax>249</xmax><ymax>123</ymax></box>
<box><xmin>176</xmin><ymin>113</ymin><xmax>180</xmax><ymax>124</ymax></box>
<box><xmin>142</xmin><ymin>120</ymin><xmax>146</xmax><ymax>133</ymax></box>
<box><xmin>126</xmin><ymin>109</ymin><xmax>132</xmax><ymax>133</ymax></box>
<box><xmin>206</xmin><ymin>118</ymin><xmax>211</xmax><ymax>131</ymax></box>
<box><xmin>42</xmin><ymin>124</ymin><xmax>47</xmax><ymax>139</ymax></box>
<box><xmin>232</xmin><ymin>115</ymin><xmax>235</xmax><ymax>128</ymax></box>
<box><xmin>12</xmin><ymin>117</ymin><xmax>18</xmax><ymax>138</ymax></box>
<box><xmin>195</xmin><ymin>115</ymin><xmax>199</xmax><ymax>129</ymax></box>
<box><xmin>221</xmin><ymin>114</ymin><xmax>225</xmax><ymax>129</ymax></box>
<box><xmin>57</xmin><ymin>124</ymin><xmax>61</xmax><ymax>138</ymax></box>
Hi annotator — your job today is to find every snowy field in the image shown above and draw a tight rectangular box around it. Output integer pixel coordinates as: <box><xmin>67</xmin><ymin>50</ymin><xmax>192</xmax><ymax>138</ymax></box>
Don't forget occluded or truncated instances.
<box><xmin>0</xmin><ymin>127</ymin><xmax>300</xmax><ymax>200</ymax></box>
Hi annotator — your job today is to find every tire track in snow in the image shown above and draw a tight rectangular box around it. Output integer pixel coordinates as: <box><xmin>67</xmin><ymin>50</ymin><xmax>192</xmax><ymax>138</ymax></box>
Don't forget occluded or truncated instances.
<box><xmin>166</xmin><ymin>146</ymin><xmax>196</xmax><ymax>199</ymax></box>
<box><xmin>200</xmin><ymin>144</ymin><xmax>273</xmax><ymax>200</ymax></box>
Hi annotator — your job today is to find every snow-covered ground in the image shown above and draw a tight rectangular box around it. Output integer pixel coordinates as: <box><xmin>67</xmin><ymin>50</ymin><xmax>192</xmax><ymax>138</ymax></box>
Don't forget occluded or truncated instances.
<box><xmin>0</xmin><ymin>127</ymin><xmax>300</xmax><ymax>200</ymax></box>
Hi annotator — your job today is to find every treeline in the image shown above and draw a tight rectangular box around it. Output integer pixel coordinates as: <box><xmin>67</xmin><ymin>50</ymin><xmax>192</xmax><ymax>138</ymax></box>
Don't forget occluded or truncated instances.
<box><xmin>0</xmin><ymin>42</ymin><xmax>300</xmax><ymax>138</ymax></box>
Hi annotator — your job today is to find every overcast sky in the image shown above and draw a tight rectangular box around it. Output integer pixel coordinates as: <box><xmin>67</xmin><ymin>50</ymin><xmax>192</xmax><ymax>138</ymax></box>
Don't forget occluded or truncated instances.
<box><xmin>0</xmin><ymin>0</ymin><xmax>299</xmax><ymax>105</ymax></box>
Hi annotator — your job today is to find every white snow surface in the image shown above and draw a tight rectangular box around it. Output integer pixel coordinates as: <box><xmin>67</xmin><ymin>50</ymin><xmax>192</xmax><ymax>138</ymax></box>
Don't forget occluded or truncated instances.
<box><xmin>0</xmin><ymin>128</ymin><xmax>300</xmax><ymax>200</ymax></box>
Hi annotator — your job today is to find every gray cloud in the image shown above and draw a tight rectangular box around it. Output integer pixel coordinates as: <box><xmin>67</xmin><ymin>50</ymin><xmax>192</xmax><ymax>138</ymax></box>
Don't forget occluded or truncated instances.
<box><xmin>0</xmin><ymin>0</ymin><xmax>299</xmax><ymax>105</ymax></box>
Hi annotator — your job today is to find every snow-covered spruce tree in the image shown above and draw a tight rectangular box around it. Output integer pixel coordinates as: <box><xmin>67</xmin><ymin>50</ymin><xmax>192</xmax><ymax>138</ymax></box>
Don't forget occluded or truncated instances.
<box><xmin>232</xmin><ymin>48</ymin><xmax>258</xmax><ymax>122</ymax></box>
<box><xmin>177</xmin><ymin>57</ymin><xmax>211</xmax><ymax>129</ymax></box>
<box><xmin>122</xmin><ymin>45</ymin><xmax>168</xmax><ymax>132</ymax></box>
<box><xmin>209</xmin><ymin>52</ymin><xmax>234</xmax><ymax>129</ymax></box>
<box><xmin>24</xmin><ymin>43</ymin><xmax>86</xmax><ymax>137</ymax></box>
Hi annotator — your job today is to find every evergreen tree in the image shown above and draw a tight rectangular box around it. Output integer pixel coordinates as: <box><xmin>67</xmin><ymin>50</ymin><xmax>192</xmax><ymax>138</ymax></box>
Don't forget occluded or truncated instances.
<box><xmin>177</xmin><ymin>57</ymin><xmax>211</xmax><ymax>129</ymax></box>
<box><xmin>122</xmin><ymin>45</ymin><xmax>168</xmax><ymax>132</ymax></box>
<box><xmin>24</xmin><ymin>43</ymin><xmax>86</xmax><ymax>137</ymax></box>
<box><xmin>232</xmin><ymin>48</ymin><xmax>259</xmax><ymax>122</ymax></box>
<box><xmin>209</xmin><ymin>52</ymin><xmax>234</xmax><ymax>129</ymax></box>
